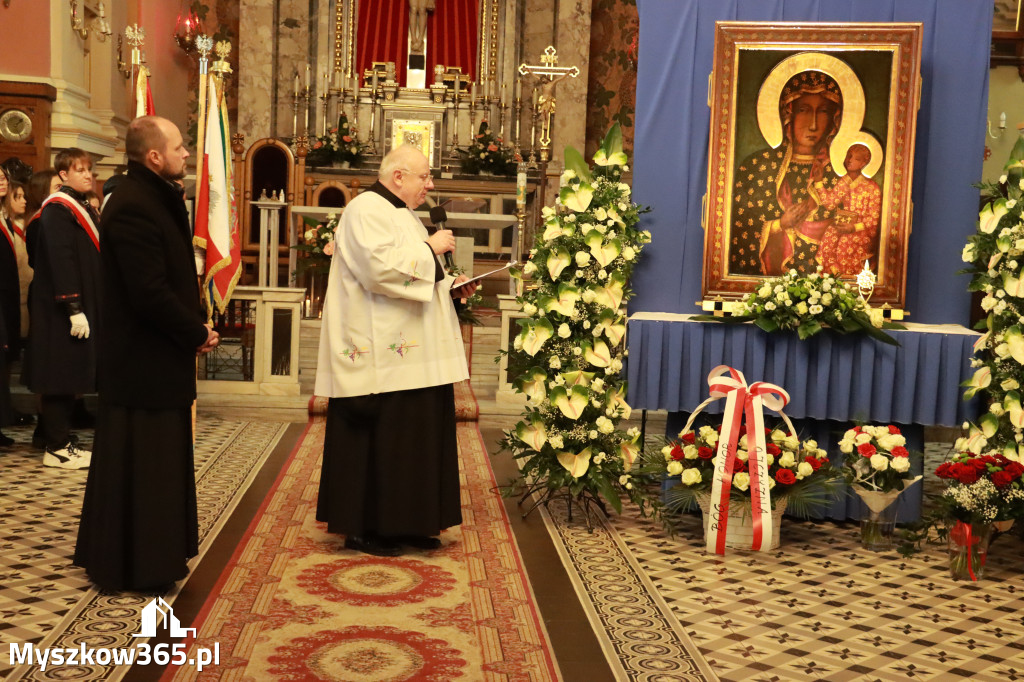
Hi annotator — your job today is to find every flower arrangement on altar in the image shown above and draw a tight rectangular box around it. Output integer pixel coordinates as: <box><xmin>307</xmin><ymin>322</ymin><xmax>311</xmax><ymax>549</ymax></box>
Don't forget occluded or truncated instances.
<box><xmin>698</xmin><ymin>267</ymin><xmax>902</xmax><ymax>345</ymax></box>
<box><xmin>306</xmin><ymin>114</ymin><xmax>362</xmax><ymax>167</ymax></box>
<box><xmin>959</xmin><ymin>134</ymin><xmax>1024</xmax><ymax>461</ymax></box>
<box><xmin>457</xmin><ymin>122</ymin><xmax>517</xmax><ymax>175</ymax></box>
<box><xmin>499</xmin><ymin>124</ymin><xmax>654</xmax><ymax>522</ymax></box>
<box><xmin>655</xmin><ymin>423</ymin><xmax>840</xmax><ymax>518</ymax></box>
<box><xmin>292</xmin><ymin>213</ymin><xmax>337</xmax><ymax>277</ymax></box>
<box><xmin>839</xmin><ymin>425</ymin><xmax>920</xmax><ymax>493</ymax></box>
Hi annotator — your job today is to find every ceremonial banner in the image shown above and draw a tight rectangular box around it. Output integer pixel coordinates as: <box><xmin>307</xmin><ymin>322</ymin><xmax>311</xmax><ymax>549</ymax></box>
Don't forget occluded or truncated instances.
<box><xmin>135</xmin><ymin>68</ymin><xmax>156</xmax><ymax>118</ymax></box>
<box><xmin>193</xmin><ymin>76</ymin><xmax>241</xmax><ymax>314</ymax></box>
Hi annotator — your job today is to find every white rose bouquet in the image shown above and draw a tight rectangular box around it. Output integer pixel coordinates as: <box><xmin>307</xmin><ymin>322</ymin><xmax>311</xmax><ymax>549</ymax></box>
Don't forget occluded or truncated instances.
<box><xmin>839</xmin><ymin>424</ymin><xmax>921</xmax><ymax>493</ymax></box>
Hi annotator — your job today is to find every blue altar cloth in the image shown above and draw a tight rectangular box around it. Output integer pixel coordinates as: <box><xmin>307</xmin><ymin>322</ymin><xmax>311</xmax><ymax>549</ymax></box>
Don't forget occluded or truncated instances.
<box><xmin>628</xmin><ymin>314</ymin><xmax>981</xmax><ymax>520</ymax></box>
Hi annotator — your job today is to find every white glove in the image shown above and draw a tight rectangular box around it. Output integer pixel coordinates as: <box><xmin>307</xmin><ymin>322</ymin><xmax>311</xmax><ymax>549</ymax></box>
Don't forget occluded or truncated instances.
<box><xmin>69</xmin><ymin>312</ymin><xmax>90</xmax><ymax>339</ymax></box>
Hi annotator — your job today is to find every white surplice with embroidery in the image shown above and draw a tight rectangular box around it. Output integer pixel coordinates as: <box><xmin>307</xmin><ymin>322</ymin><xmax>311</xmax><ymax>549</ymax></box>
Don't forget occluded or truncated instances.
<box><xmin>314</xmin><ymin>191</ymin><xmax>469</xmax><ymax>398</ymax></box>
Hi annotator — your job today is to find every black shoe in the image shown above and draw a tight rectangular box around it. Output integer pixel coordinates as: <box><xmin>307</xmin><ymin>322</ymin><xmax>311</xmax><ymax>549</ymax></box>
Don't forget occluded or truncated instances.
<box><xmin>344</xmin><ymin>535</ymin><xmax>403</xmax><ymax>557</ymax></box>
<box><xmin>0</xmin><ymin>432</ymin><xmax>13</xmax><ymax>447</ymax></box>
<box><xmin>395</xmin><ymin>535</ymin><xmax>442</xmax><ymax>550</ymax></box>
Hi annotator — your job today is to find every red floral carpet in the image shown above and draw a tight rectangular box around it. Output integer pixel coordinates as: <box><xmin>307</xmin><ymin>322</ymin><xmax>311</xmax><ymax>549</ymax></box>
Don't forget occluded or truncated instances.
<box><xmin>165</xmin><ymin>418</ymin><xmax>558</xmax><ymax>681</ymax></box>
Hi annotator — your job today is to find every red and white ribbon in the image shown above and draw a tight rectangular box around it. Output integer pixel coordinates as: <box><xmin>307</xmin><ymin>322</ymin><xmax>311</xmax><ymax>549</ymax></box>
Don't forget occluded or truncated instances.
<box><xmin>679</xmin><ymin>365</ymin><xmax>795</xmax><ymax>555</ymax></box>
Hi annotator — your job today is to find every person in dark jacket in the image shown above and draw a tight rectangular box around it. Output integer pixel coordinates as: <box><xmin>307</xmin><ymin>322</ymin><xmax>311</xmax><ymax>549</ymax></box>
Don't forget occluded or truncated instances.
<box><xmin>74</xmin><ymin>116</ymin><xmax>219</xmax><ymax>592</ymax></box>
<box><xmin>23</xmin><ymin>148</ymin><xmax>100</xmax><ymax>468</ymax></box>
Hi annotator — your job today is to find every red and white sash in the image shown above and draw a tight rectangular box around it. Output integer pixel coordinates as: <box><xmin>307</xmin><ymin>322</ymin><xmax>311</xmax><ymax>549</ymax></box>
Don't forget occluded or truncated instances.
<box><xmin>41</xmin><ymin>192</ymin><xmax>100</xmax><ymax>251</ymax></box>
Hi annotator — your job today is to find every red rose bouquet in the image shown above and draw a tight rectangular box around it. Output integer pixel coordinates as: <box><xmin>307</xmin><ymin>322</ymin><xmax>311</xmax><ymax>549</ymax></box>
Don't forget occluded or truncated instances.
<box><xmin>935</xmin><ymin>452</ymin><xmax>1024</xmax><ymax>524</ymax></box>
<box><xmin>935</xmin><ymin>451</ymin><xmax>1024</xmax><ymax>580</ymax></box>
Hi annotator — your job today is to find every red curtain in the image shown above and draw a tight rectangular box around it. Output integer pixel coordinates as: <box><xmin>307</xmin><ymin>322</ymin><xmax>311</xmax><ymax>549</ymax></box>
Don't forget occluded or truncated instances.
<box><xmin>356</xmin><ymin>0</ymin><xmax>410</xmax><ymax>87</ymax></box>
<box><xmin>426</xmin><ymin>0</ymin><xmax>478</xmax><ymax>84</ymax></box>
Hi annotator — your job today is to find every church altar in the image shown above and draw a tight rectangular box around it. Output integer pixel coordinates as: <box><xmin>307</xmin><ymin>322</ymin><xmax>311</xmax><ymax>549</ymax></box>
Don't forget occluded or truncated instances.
<box><xmin>625</xmin><ymin>313</ymin><xmax>982</xmax><ymax>520</ymax></box>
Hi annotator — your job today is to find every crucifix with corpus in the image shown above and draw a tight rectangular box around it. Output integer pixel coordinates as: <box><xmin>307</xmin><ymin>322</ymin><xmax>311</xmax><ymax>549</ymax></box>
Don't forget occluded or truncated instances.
<box><xmin>518</xmin><ymin>46</ymin><xmax>579</xmax><ymax>162</ymax></box>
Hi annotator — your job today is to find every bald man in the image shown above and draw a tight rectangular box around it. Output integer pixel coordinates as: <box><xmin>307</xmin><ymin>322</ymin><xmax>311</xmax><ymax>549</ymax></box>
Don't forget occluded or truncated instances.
<box><xmin>314</xmin><ymin>145</ymin><xmax>477</xmax><ymax>556</ymax></box>
<box><xmin>75</xmin><ymin>116</ymin><xmax>219</xmax><ymax>591</ymax></box>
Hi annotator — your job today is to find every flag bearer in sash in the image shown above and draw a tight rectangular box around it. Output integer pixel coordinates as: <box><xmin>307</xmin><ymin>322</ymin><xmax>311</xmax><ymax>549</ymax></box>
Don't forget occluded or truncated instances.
<box><xmin>23</xmin><ymin>148</ymin><xmax>100</xmax><ymax>469</ymax></box>
<box><xmin>314</xmin><ymin>145</ymin><xmax>478</xmax><ymax>557</ymax></box>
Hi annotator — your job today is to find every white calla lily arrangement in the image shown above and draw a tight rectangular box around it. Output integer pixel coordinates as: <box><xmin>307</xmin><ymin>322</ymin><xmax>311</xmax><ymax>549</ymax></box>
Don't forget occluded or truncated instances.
<box><xmin>960</xmin><ymin>134</ymin><xmax>1024</xmax><ymax>461</ymax></box>
<box><xmin>499</xmin><ymin>125</ymin><xmax>656</xmax><ymax>519</ymax></box>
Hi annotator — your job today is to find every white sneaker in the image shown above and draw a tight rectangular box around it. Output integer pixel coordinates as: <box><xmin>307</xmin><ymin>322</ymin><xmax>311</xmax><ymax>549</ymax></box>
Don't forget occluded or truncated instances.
<box><xmin>43</xmin><ymin>442</ymin><xmax>92</xmax><ymax>469</ymax></box>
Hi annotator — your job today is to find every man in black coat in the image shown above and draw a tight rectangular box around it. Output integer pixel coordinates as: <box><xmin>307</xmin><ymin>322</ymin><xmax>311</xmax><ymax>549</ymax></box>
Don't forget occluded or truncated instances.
<box><xmin>74</xmin><ymin>116</ymin><xmax>219</xmax><ymax>592</ymax></box>
<box><xmin>23</xmin><ymin>148</ymin><xmax>101</xmax><ymax>468</ymax></box>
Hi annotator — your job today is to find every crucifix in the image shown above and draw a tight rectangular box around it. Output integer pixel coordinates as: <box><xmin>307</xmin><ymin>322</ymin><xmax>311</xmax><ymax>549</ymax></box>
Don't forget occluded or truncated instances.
<box><xmin>518</xmin><ymin>46</ymin><xmax>579</xmax><ymax>162</ymax></box>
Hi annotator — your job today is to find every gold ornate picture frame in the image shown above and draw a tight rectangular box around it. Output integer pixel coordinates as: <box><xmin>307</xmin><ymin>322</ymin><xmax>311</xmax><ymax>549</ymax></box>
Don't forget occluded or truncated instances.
<box><xmin>701</xmin><ymin>22</ymin><xmax>922</xmax><ymax>310</ymax></box>
<box><xmin>381</xmin><ymin>105</ymin><xmax>445</xmax><ymax>168</ymax></box>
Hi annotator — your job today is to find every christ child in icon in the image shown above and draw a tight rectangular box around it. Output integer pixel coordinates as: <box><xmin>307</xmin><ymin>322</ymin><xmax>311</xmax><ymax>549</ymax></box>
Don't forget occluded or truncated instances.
<box><xmin>809</xmin><ymin>143</ymin><xmax>882</xmax><ymax>276</ymax></box>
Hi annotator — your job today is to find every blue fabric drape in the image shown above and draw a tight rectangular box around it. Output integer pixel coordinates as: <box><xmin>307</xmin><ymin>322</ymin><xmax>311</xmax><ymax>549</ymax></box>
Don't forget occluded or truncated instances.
<box><xmin>626</xmin><ymin>318</ymin><xmax>980</xmax><ymax>425</ymax></box>
<box><xmin>630</xmin><ymin>0</ymin><xmax>992</xmax><ymax>324</ymax></box>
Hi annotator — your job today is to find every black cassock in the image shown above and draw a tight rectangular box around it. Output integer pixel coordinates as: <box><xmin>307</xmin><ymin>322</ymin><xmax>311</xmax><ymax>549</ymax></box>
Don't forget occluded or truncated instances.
<box><xmin>74</xmin><ymin>161</ymin><xmax>208</xmax><ymax>591</ymax></box>
<box><xmin>317</xmin><ymin>383</ymin><xmax>462</xmax><ymax>538</ymax></box>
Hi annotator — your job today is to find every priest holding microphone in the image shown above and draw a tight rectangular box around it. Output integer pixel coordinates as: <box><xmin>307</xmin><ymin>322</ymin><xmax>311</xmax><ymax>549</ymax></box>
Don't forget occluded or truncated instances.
<box><xmin>314</xmin><ymin>145</ymin><xmax>477</xmax><ymax>557</ymax></box>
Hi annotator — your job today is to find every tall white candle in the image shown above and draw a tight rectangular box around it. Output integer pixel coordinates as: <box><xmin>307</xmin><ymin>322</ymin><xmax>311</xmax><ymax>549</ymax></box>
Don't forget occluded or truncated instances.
<box><xmin>304</xmin><ymin>63</ymin><xmax>311</xmax><ymax>89</ymax></box>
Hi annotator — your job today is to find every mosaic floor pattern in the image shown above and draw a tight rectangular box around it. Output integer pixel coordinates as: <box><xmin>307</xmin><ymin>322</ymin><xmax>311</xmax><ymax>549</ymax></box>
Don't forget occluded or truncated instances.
<box><xmin>0</xmin><ymin>417</ymin><xmax>290</xmax><ymax>682</ymax></box>
<box><xmin>540</xmin><ymin>443</ymin><xmax>1024</xmax><ymax>682</ymax></box>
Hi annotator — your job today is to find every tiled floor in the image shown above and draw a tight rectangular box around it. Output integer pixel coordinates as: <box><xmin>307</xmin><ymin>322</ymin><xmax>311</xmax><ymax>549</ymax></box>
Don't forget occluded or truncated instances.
<box><xmin>0</xmin><ymin>417</ymin><xmax>291</xmax><ymax>681</ymax></box>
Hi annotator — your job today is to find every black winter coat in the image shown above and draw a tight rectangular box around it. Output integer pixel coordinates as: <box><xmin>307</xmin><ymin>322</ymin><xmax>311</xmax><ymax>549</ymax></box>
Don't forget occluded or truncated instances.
<box><xmin>98</xmin><ymin>161</ymin><xmax>208</xmax><ymax>409</ymax></box>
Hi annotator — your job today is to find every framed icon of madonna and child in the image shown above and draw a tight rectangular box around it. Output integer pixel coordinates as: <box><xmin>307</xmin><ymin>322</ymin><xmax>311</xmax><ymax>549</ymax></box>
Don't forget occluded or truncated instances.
<box><xmin>700</xmin><ymin>22</ymin><xmax>923</xmax><ymax>310</ymax></box>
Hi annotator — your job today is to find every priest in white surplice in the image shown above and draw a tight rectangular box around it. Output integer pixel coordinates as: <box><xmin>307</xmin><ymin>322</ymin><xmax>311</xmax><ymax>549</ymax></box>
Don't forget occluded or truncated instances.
<box><xmin>314</xmin><ymin>145</ymin><xmax>477</xmax><ymax>557</ymax></box>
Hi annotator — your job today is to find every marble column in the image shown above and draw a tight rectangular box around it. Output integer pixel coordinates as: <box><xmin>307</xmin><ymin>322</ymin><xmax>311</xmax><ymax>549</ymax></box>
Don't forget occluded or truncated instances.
<box><xmin>238</xmin><ymin>0</ymin><xmax>275</xmax><ymax>140</ymax></box>
<box><xmin>552</xmin><ymin>0</ymin><xmax>591</xmax><ymax>167</ymax></box>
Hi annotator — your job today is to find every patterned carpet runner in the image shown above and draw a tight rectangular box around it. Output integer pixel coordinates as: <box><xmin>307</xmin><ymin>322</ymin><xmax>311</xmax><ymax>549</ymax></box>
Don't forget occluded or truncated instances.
<box><xmin>165</xmin><ymin>418</ymin><xmax>559</xmax><ymax>681</ymax></box>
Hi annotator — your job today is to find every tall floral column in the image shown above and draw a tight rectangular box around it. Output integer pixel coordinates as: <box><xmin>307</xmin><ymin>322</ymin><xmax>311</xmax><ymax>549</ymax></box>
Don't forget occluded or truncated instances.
<box><xmin>499</xmin><ymin>125</ymin><xmax>655</xmax><ymax>523</ymax></box>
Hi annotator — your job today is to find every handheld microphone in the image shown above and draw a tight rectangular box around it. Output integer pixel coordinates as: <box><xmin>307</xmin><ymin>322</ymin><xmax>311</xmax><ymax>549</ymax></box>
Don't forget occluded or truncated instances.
<box><xmin>429</xmin><ymin>205</ymin><xmax>455</xmax><ymax>270</ymax></box>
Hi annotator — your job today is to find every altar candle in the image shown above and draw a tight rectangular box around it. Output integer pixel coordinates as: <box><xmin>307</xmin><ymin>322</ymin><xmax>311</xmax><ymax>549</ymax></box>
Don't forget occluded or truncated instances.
<box><xmin>471</xmin><ymin>81</ymin><xmax>476</xmax><ymax>102</ymax></box>
<box><xmin>304</xmin><ymin>63</ymin><xmax>311</xmax><ymax>90</ymax></box>
<box><xmin>322</xmin><ymin>71</ymin><xmax>329</xmax><ymax>94</ymax></box>
<box><xmin>514</xmin><ymin>78</ymin><xmax>520</xmax><ymax>102</ymax></box>
<box><xmin>516</xmin><ymin>167</ymin><xmax>527</xmax><ymax>208</ymax></box>
<box><xmin>293</xmin><ymin>71</ymin><xmax>299</xmax><ymax>97</ymax></box>
<box><xmin>371</xmin><ymin>70</ymin><xmax>378</xmax><ymax>93</ymax></box>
